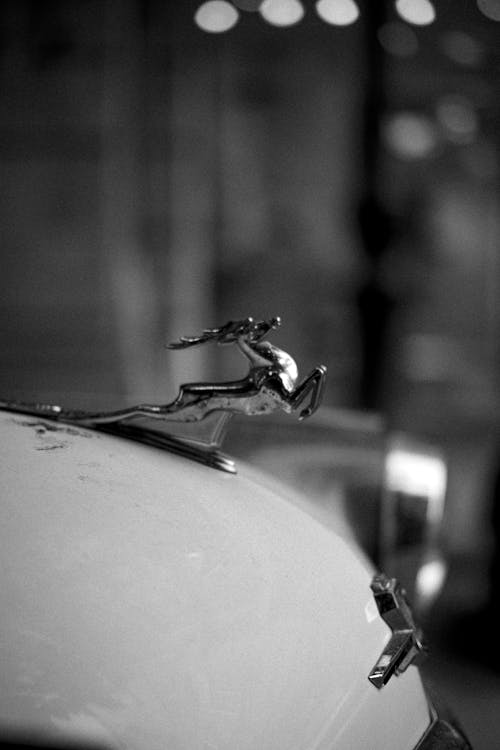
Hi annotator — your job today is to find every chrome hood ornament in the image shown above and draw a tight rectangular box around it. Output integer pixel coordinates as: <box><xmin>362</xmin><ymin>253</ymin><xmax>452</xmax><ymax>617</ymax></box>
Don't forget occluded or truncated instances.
<box><xmin>368</xmin><ymin>573</ymin><xmax>427</xmax><ymax>689</ymax></box>
<box><xmin>0</xmin><ymin>316</ymin><xmax>327</xmax><ymax>472</ymax></box>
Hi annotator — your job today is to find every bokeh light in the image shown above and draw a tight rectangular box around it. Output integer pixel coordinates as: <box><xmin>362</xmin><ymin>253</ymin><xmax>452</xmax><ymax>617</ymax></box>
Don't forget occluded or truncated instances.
<box><xmin>259</xmin><ymin>0</ymin><xmax>305</xmax><ymax>26</ymax></box>
<box><xmin>378</xmin><ymin>21</ymin><xmax>419</xmax><ymax>56</ymax></box>
<box><xmin>383</xmin><ymin>112</ymin><xmax>439</xmax><ymax>159</ymax></box>
<box><xmin>395</xmin><ymin>0</ymin><xmax>436</xmax><ymax>26</ymax></box>
<box><xmin>436</xmin><ymin>95</ymin><xmax>478</xmax><ymax>144</ymax></box>
<box><xmin>315</xmin><ymin>0</ymin><xmax>360</xmax><ymax>26</ymax></box>
<box><xmin>440</xmin><ymin>31</ymin><xmax>484</xmax><ymax>67</ymax></box>
<box><xmin>194</xmin><ymin>1</ymin><xmax>239</xmax><ymax>32</ymax></box>
<box><xmin>476</xmin><ymin>0</ymin><xmax>500</xmax><ymax>21</ymax></box>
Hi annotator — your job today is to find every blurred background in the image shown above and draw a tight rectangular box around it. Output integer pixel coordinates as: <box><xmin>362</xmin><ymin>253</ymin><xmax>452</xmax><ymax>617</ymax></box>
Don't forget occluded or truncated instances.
<box><xmin>1</xmin><ymin>0</ymin><xmax>500</xmax><ymax>746</ymax></box>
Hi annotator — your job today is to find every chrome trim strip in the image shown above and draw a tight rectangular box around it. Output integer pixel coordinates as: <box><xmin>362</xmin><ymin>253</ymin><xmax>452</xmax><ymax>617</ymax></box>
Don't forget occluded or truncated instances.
<box><xmin>96</xmin><ymin>421</ymin><xmax>236</xmax><ymax>473</ymax></box>
<box><xmin>1</xmin><ymin>407</ymin><xmax>236</xmax><ymax>474</ymax></box>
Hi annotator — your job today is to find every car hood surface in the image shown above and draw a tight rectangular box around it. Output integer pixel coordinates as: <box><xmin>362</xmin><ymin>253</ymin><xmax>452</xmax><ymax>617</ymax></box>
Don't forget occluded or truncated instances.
<box><xmin>0</xmin><ymin>411</ymin><xmax>430</xmax><ymax>750</ymax></box>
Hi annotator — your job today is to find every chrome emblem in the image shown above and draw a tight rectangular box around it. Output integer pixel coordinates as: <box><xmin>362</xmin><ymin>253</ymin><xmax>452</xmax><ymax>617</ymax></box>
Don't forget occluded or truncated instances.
<box><xmin>368</xmin><ymin>573</ymin><xmax>427</xmax><ymax>689</ymax></box>
<box><xmin>0</xmin><ymin>316</ymin><xmax>327</xmax><ymax>472</ymax></box>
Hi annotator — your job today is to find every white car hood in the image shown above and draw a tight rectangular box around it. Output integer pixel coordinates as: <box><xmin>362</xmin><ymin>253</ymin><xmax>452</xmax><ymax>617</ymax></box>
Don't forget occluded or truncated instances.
<box><xmin>0</xmin><ymin>411</ymin><xmax>430</xmax><ymax>750</ymax></box>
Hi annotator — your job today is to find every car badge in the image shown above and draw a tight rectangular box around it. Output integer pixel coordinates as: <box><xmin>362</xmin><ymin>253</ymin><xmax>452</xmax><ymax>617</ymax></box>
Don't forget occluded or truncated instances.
<box><xmin>368</xmin><ymin>572</ymin><xmax>427</xmax><ymax>689</ymax></box>
<box><xmin>1</xmin><ymin>316</ymin><xmax>327</xmax><ymax>473</ymax></box>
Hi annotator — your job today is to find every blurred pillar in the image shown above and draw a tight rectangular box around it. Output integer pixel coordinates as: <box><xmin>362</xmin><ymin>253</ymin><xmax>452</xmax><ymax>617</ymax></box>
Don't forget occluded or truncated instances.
<box><xmin>165</xmin><ymin>8</ymin><xmax>219</xmax><ymax>386</ymax></box>
<box><xmin>100</xmin><ymin>0</ymin><xmax>219</xmax><ymax>400</ymax></box>
<box><xmin>356</xmin><ymin>0</ymin><xmax>395</xmax><ymax>410</ymax></box>
<box><xmin>100</xmin><ymin>0</ymin><xmax>160</xmax><ymax>400</ymax></box>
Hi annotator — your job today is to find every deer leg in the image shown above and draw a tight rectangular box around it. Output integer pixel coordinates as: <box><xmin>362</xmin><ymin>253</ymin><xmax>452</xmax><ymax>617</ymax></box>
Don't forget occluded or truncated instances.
<box><xmin>287</xmin><ymin>366</ymin><xmax>327</xmax><ymax>420</ymax></box>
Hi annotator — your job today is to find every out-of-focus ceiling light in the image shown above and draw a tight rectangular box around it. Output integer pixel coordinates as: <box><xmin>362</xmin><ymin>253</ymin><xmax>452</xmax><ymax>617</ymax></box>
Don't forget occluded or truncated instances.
<box><xmin>415</xmin><ymin>559</ymin><xmax>447</xmax><ymax>605</ymax></box>
<box><xmin>476</xmin><ymin>0</ymin><xmax>500</xmax><ymax>21</ymax></box>
<box><xmin>259</xmin><ymin>0</ymin><xmax>305</xmax><ymax>26</ymax></box>
<box><xmin>385</xmin><ymin>449</ymin><xmax>447</xmax><ymax>512</ymax></box>
<box><xmin>378</xmin><ymin>21</ymin><xmax>418</xmax><ymax>56</ymax></box>
<box><xmin>195</xmin><ymin>0</ymin><xmax>239</xmax><ymax>32</ymax></box>
<box><xmin>395</xmin><ymin>0</ymin><xmax>436</xmax><ymax>26</ymax></box>
<box><xmin>232</xmin><ymin>0</ymin><xmax>262</xmax><ymax>10</ymax></box>
<box><xmin>440</xmin><ymin>31</ymin><xmax>484</xmax><ymax>67</ymax></box>
<box><xmin>315</xmin><ymin>0</ymin><xmax>360</xmax><ymax>26</ymax></box>
<box><xmin>436</xmin><ymin>95</ymin><xmax>478</xmax><ymax>144</ymax></box>
<box><xmin>383</xmin><ymin>112</ymin><xmax>439</xmax><ymax>159</ymax></box>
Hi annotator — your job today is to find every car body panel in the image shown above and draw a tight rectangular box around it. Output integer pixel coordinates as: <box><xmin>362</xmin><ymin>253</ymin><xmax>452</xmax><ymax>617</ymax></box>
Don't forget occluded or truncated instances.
<box><xmin>0</xmin><ymin>411</ymin><xmax>431</xmax><ymax>749</ymax></box>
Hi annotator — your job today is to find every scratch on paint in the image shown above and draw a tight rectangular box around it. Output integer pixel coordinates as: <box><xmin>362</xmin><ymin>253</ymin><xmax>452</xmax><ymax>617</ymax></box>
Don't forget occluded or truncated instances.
<box><xmin>35</xmin><ymin>444</ymin><xmax>67</xmax><ymax>451</ymax></box>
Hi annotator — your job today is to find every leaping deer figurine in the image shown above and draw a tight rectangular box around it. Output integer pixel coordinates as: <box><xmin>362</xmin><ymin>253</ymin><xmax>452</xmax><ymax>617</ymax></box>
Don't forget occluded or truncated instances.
<box><xmin>0</xmin><ymin>316</ymin><xmax>327</xmax><ymax>427</ymax></box>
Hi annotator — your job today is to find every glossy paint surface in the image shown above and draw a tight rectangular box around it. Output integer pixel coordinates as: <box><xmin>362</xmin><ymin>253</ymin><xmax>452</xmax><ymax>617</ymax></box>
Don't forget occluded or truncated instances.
<box><xmin>0</xmin><ymin>411</ymin><xmax>431</xmax><ymax>749</ymax></box>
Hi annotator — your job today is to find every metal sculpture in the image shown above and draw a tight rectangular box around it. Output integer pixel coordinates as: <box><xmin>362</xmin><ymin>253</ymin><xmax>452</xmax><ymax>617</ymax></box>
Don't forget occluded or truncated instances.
<box><xmin>41</xmin><ymin>316</ymin><xmax>326</xmax><ymax>425</ymax></box>
<box><xmin>368</xmin><ymin>573</ymin><xmax>427</xmax><ymax>689</ymax></box>
<box><xmin>0</xmin><ymin>316</ymin><xmax>327</xmax><ymax>470</ymax></box>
